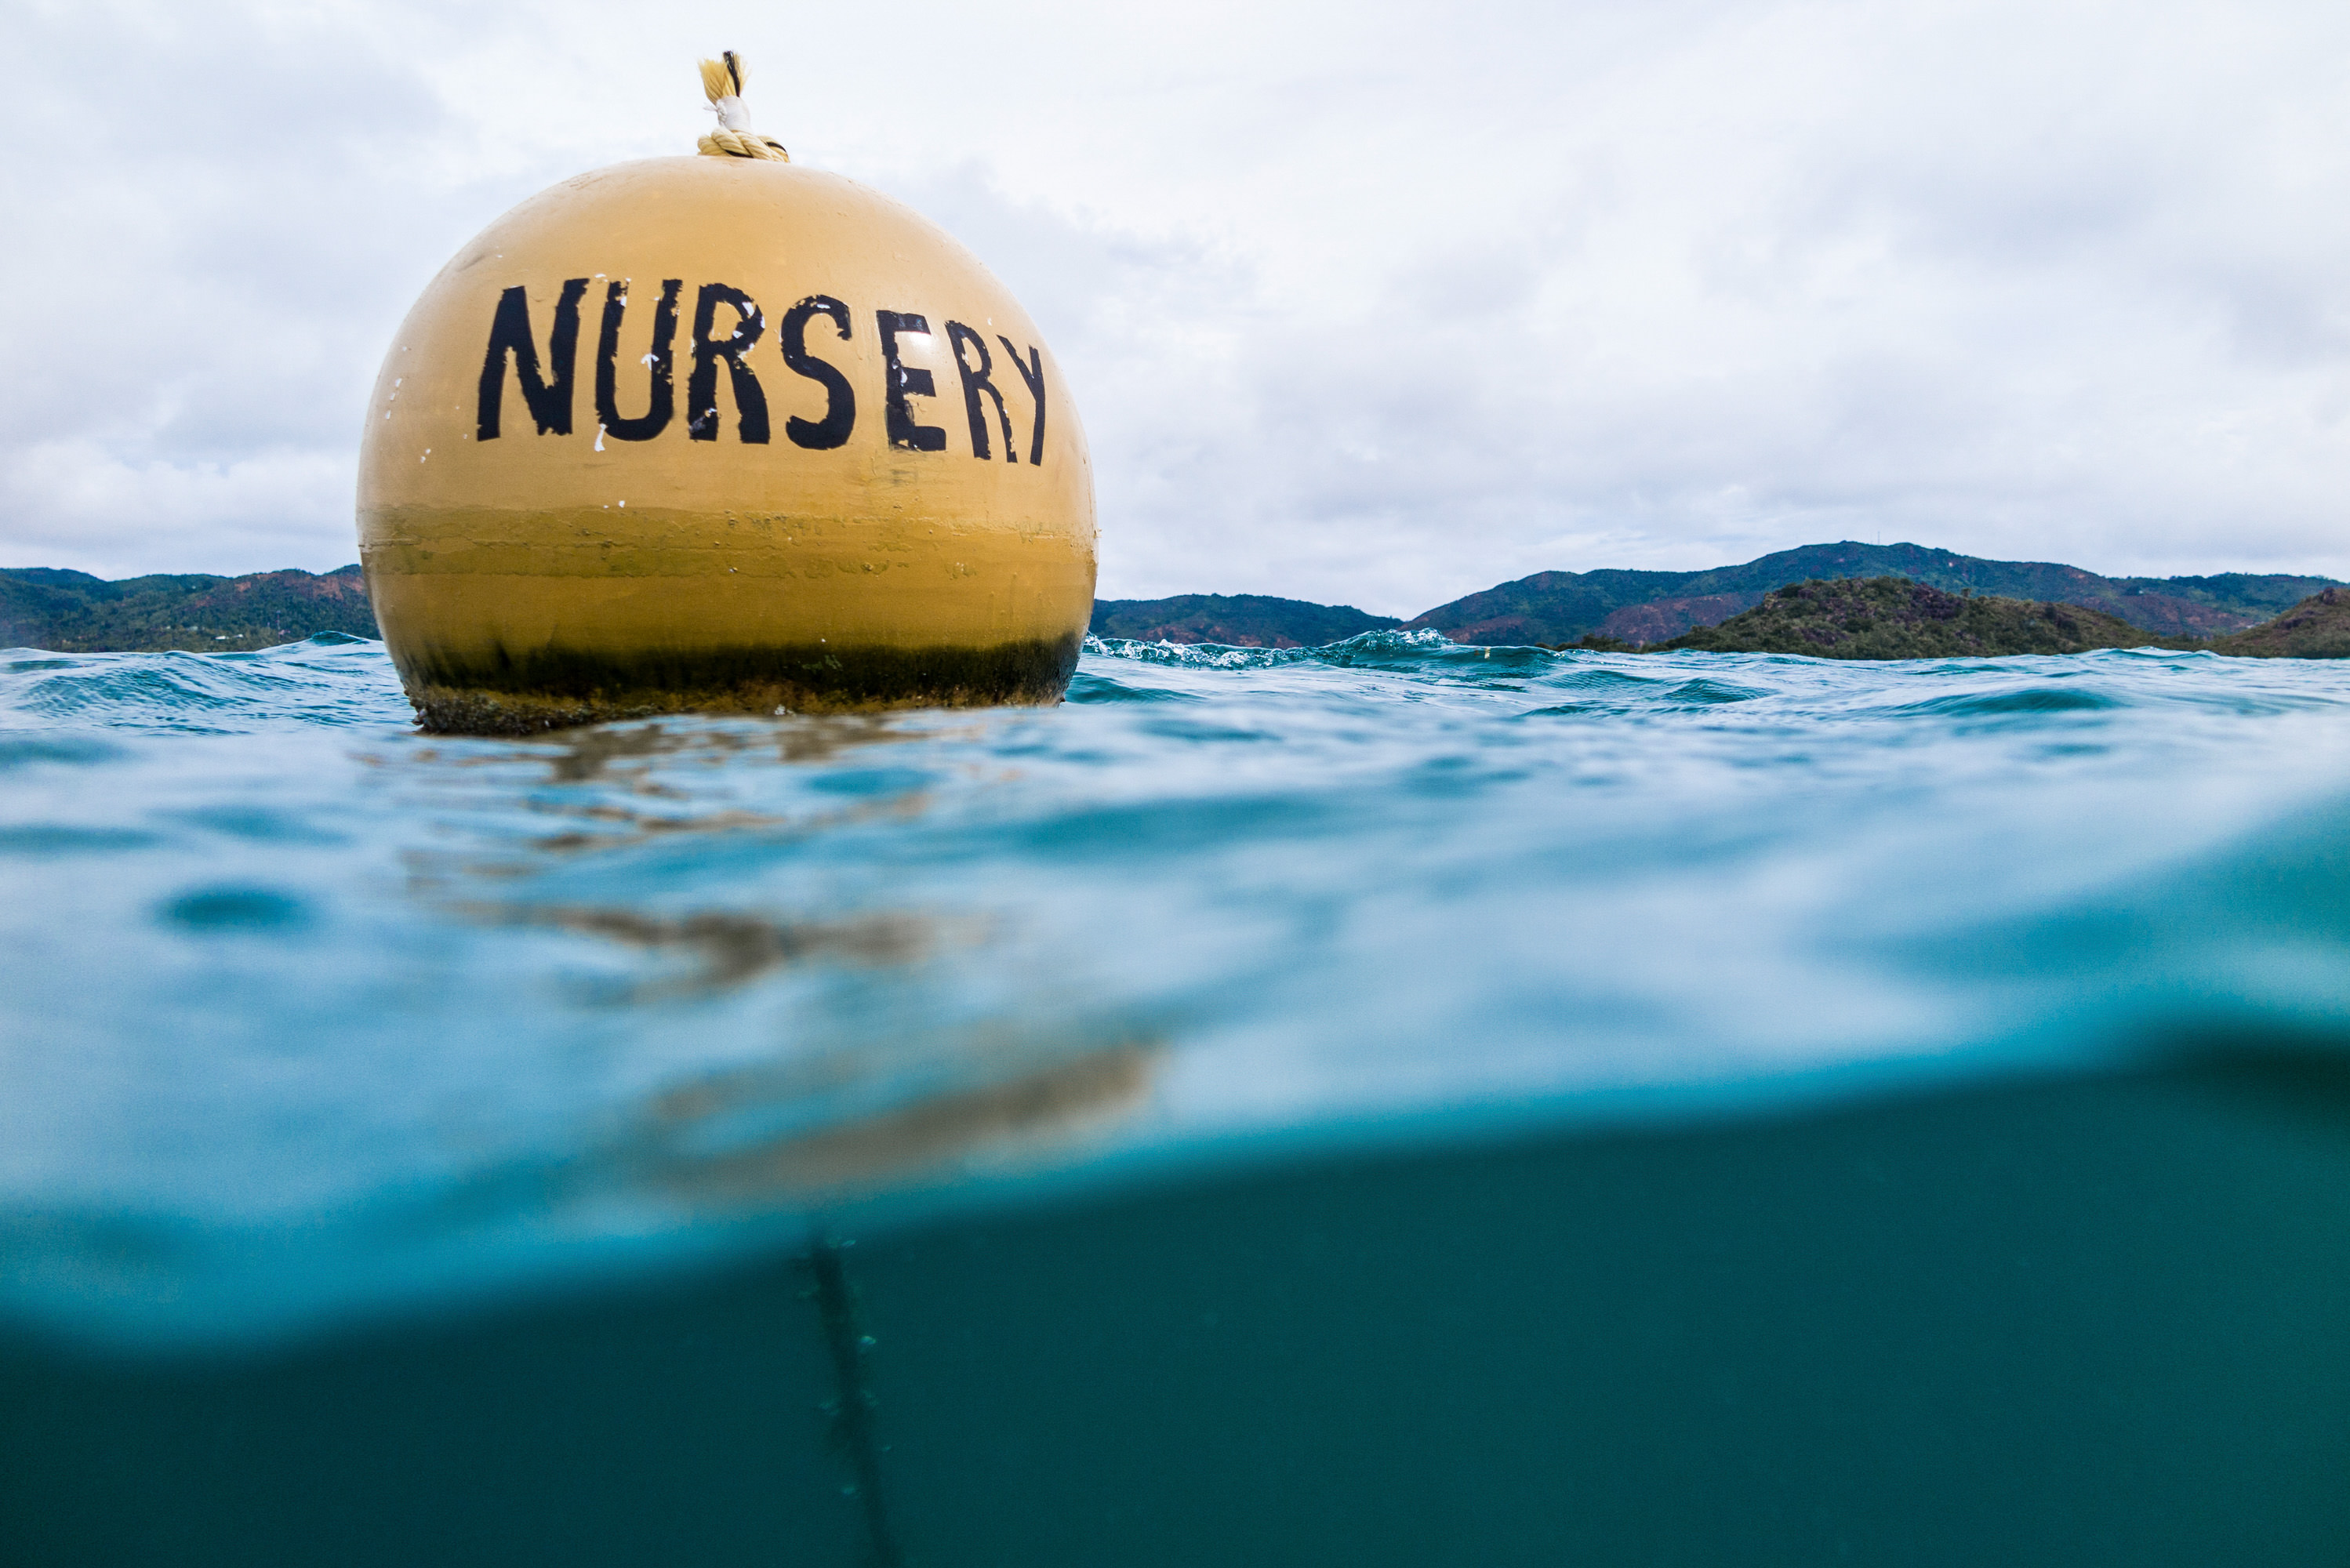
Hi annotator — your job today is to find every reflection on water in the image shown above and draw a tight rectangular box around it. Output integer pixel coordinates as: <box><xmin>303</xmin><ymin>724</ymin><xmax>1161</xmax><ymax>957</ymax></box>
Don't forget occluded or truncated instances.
<box><xmin>401</xmin><ymin>710</ymin><xmax>1153</xmax><ymax>1214</ymax></box>
<box><xmin>641</xmin><ymin>1040</ymin><xmax>1160</xmax><ymax>1203</ymax></box>
<box><xmin>525</xmin><ymin>710</ymin><xmax>933</xmax><ymax>782</ymax></box>
<box><xmin>458</xmin><ymin>904</ymin><xmax>945</xmax><ymax>1000</ymax></box>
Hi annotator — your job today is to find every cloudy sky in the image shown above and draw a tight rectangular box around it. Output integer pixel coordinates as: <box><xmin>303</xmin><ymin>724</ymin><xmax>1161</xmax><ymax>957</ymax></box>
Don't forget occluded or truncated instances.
<box><xmin>6</xmin><ymin>0</ymin><xmax>2350</xmax><ymax>615</ymax></box>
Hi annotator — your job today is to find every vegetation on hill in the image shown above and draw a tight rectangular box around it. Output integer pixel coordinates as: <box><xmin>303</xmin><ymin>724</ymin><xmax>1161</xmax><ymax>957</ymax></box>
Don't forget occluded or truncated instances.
<box><xmin>0</xmin><ymin>566</ymin><xmax>376</xmax><ymax>652</ymax></box>
<box><xmin>1090</xmin><ymin>593</ymin><xmax>1400</xmax><ymax>648</ymax></box>
<box><xmin>2209</xmin><ymin>587</ymin><xmax>2350</xmax><ymax>659</ymax></box>
<box><xmin>1651</xmin><ymin>577</ymin><xmax>2179</xmax><ymax>659</ymax></box>
<box><xmin>1404</xmin><ymin>541</ymin><xmax>2337</xmax><ymax>645</ymax></box>
<box><xmin>13</xmin><ymin>547</ymin><xmax>2345</xmax><ymax>662</ymax></box>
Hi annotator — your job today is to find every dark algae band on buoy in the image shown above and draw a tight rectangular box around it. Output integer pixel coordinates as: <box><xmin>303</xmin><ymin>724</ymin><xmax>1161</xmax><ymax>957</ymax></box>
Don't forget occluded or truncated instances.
<box><xmin>357</xmin><ymin>54</ymin><xmax>1096</xmax><ymax>735</ymax></box>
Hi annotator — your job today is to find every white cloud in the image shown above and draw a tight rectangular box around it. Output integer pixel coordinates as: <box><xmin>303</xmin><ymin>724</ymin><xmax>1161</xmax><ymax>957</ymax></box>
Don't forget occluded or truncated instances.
<box><xmin>2</xmin><ymin>439</ymin><xmax>351</xmax><ymax>576</ymax></box>
<box><xmin>3</xmin><ymin>0</ymin><xmax>2348</xmax><ymax>611</ymax></box>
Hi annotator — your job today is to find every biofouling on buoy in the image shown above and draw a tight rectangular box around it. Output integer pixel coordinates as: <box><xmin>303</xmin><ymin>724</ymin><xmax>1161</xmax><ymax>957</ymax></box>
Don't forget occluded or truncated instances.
<box><xmin>356</xmin><ymin>53</ymin><xmax>1096</xmax><ymax>734</ymax></box>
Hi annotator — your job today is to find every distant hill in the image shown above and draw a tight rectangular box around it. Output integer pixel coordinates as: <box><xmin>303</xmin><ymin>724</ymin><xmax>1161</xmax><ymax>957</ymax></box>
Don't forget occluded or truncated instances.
<box><xmin>1090</xmin><ymin>593</ymin><xmax>1401</xmax><ymax>648</ymax></box>
<box><xmin>1404</xmin><ymin>542</ymin><xmax>2340</xmax><ymax>646</ymax></box>
<box><xmin>2210</xmin><ymin>587</ymin><xmax>2350</xmax><ymax>659</ymax></box>
<box><xmin>12</xmin><ymin>541</ymin><xmax>2343</xmax><ymax>658</ymax></box>
<box><xmin>0</xmin><ymin>565</ymin><xmax>376</xmax><ymax>652</ymax></box>
<box><xmin>1656</xmin><ymin>577</ymin><xmax>2174</xmax><ymax>659</ymax></box>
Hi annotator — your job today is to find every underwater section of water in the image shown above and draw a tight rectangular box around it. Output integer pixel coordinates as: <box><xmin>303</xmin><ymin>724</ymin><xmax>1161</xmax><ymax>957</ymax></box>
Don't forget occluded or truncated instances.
<box><xmin>2</xmin><ymin>631</ymin><xmax>2350</xmax><ymax>1348</ymax></box>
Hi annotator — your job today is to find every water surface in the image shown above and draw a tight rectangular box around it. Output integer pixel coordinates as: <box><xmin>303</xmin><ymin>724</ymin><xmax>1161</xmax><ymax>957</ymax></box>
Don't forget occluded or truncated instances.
<box><xmin>5</xmin><ymin>631</ymin><xmax>2348</xmax><ymax>1345</ymax></box>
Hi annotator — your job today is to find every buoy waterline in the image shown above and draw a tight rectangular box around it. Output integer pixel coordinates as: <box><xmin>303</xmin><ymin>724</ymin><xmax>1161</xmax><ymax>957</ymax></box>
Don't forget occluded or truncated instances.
<box><xmin>357</xmin><ymin>55</ymin><xmax>1095</xmax><ymax>734</ymax></box>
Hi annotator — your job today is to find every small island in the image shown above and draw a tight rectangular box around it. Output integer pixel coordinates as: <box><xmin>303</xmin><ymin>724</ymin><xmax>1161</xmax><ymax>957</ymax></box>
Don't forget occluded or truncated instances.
<box><xmin>2208</xmin><ymin>586</ymin><xmax>2350</xmax><ymax>659</ymax></box>
<box><xmin>1647</xmin><ymin>577</ymin><xmax>2169</xmax><ymax>657</ymax></box>
<box><xmin>1559</xmin><ymin>576</ymin><xmax>2350</xmax><ymax>660</ymax></box>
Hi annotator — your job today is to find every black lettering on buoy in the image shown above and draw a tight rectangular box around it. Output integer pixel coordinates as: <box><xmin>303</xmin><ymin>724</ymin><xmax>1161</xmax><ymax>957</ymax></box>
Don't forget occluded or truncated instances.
<box><xmin>877</xmin><ymin>310</ymin><xmax>947</xmax><ymax>452</ymax></box>
<box><xmin>946</xmin><ymin>322</ymin><xmax>1018</xmax><ymax>463</ymax></box>
<box><xmin>997</xmin><ymin>337</ymin><xmax>1047</xmax><ymax>466</ymax></box>
<box><xmin>687</xmin><ymin>285</ymin><xmax>769</xmax><ymax>444</ymax></box>
<box><xmin>594</xmin><ymin>278</ymin><xmax>681</xmax><ymax>441</ymax></box>
<box><xmin>477</xmin><ymin>278</ymin><xmax>588</xmax><ymax>441</ymax></box>
<box><xmin>780</xmin><ymin>296</ymin><xmax>856</xmax><ymax>449</ymax></box>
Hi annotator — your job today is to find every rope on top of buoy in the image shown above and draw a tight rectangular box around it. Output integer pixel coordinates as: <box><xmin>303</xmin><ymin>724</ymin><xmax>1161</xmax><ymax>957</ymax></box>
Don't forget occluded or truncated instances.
<box><xmin>696</xmin><ymin>51</ymin><xmax>790</xmax><ymax>162</ymax></box>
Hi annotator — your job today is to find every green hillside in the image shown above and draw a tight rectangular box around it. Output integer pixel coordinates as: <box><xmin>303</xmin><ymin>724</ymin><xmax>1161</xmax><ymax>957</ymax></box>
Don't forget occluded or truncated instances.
<box><xmin>11</xmin><ymin>542</ymin><xmax>2343</xmax><ymax>658</ymax></box>
<box><xmin>1091</xmin><ymin>594</ymin><xmax>1400</xmax><ymax>648</ymax></box>
<box><xmin>1654</xmin><ymin>577</ymin><xmax>2177</xmax><ymax>659</ymax></box>
<box><xmin>2210</xmin><ymin>588</ymin><xmax>2350</xmax><ymax>659</ymax></box>
<box><xmin>0</xmin><ymin>566</ymin><xmax>378</xmax><ymax>652</ymax></box>
<box><xmin>1405</xmin><ymin>542</ymin><xmax>2337</xmax><ymax>646</ymax></box>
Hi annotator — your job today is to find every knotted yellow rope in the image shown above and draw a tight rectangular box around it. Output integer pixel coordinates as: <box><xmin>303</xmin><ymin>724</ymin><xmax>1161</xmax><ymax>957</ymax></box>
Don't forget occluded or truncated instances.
<box><xmin>696</xmin><ymin>51</ymin><xmax>790</xmax><ymax>162</ymax></box>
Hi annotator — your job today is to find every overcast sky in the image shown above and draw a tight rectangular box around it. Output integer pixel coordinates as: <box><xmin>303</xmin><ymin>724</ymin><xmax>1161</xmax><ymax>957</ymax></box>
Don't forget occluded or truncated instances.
<box><xmin>6</xmin><ymin>0</ymin><xmax>2350</xmax><ymax>614</ymax></box>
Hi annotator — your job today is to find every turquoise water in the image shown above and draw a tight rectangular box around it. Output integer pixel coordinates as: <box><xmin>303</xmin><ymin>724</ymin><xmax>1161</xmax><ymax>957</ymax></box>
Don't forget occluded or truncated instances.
<box><xmin>5</xmin><ymin>630</ymin><xmax>2350</xmax><ymax>1347</ymax></box>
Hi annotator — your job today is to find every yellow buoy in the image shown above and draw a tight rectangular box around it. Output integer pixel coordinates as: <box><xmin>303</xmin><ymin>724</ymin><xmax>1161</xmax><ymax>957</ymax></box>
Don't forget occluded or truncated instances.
<box><xmin>357</xmin><ymin>53</ymin><xmax>1095</xmax><ymax>734</ymax></box>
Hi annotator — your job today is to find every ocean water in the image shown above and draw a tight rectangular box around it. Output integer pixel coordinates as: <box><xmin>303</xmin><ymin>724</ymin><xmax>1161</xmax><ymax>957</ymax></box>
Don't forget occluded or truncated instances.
<box><xmin>5</xmin><ymin>630</ymin><xmax>2349</xmax><ymax>1351</ymax></box>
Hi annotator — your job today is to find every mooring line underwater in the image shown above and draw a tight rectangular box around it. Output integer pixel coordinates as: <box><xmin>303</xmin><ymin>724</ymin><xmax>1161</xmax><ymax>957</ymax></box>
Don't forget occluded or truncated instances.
<box><xmin>807</xmin><ymin>1236</ymin><xmax>903</xmax><ymax>1568</ymax></box>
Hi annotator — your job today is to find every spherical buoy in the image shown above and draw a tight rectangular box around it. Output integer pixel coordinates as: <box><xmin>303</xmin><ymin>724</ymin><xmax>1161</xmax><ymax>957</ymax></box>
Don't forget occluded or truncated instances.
<box><xmin>357</xmin><ymin>54</ymin><xmax>1095</xmax><ymax>734</ymax></box>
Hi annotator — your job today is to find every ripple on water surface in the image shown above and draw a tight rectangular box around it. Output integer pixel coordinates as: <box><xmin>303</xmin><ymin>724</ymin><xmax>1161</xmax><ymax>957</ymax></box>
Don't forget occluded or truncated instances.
<box><xmin>4</xmin><ymin>630</ymin><xmax>2350</xmax><ymax>1342</ymax></box>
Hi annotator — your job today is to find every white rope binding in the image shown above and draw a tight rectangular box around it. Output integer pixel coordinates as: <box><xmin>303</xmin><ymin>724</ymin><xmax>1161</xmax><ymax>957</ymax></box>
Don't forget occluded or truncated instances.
<box><xmin>696</xmin><ymin>51</ymin><xmax>789</xmax><ymax>162</ymax></box>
